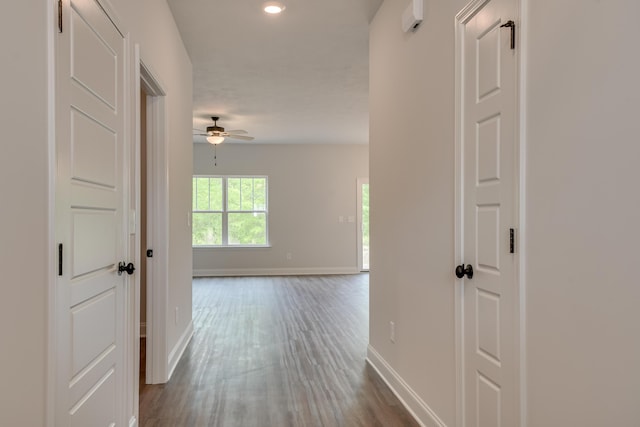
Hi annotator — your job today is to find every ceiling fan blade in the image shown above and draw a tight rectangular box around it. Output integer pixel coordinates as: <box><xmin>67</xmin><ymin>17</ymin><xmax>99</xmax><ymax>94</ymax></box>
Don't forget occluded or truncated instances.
<box><xmin>224</xmin><ymin>130</ymin><xmax>248</xmax><ymax>134</ymax></box>
<box><xmin>226</xmin><ymin>134</ymin><xmax>255</xmax><ymax>141</ymax></box>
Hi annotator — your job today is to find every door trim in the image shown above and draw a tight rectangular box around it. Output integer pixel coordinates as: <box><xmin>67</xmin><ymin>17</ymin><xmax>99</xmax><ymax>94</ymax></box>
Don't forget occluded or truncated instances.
<box><xmin>516</xmin><ymin>2</ymin><xmax>529</xmax><ymax>425</ymax></box>
<box><xmin>46</xmin><ymin>0</ymin><xmax>56</xmax><ymax>425</ymax></box>
<box><xmin>135</xmin><ymin>50</ymin><xmax>170</xmax><ymax>386</ymax></box>
<box><xmin>454</xmin><ymin>1</ymin><xmax>526</xmax><ymax>425</ymax></box>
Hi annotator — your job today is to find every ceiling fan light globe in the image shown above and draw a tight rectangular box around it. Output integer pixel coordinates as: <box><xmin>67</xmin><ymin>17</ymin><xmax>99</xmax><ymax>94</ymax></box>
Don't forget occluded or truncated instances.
<box><xmin>207</xmin><ymin>136</ymin><xmax>225</xmax><ymax>145</ymax></box>
<box><xmin>263</xmin><ymin>1</ymin><xmax>285</xmax><ymax>14</ymax></box>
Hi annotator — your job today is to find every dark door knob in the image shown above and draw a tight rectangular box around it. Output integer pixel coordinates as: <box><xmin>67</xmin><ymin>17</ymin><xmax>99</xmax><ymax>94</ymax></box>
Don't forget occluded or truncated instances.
<box><xmin>455</xmin><ymin>264</ymin><xmax>473</xmax><ymax>279</ymax></box>
<box><xmin>118</xmin><ymin>262</ymin><xmax>136</xmax><ymax>276</ymax></box>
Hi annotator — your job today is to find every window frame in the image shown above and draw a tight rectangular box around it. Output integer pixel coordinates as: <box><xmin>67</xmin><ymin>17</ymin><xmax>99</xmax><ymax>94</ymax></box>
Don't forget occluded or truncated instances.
<box><xmin>192</xmin><ymin>175</ymin><xmax>269</xmax><ymax>248</ymax></box>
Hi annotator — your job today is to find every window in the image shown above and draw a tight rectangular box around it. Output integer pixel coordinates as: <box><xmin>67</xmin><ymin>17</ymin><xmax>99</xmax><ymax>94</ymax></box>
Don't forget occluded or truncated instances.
<box><xmin>192</xmin><ymin>176</ymin><xmax>268</xmax><ymax>246</ymax></box>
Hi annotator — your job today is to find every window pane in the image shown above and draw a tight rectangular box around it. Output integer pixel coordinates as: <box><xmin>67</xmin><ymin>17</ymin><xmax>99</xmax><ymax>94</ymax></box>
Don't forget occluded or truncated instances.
<box><xmin>362</xmin><ymin>183</ymin><xmax>369</xmax><ymax>270</ymax></box>
<box><xmin>240</xmin><ymin>178</ymin><xmax>254</xmax><ymax>211</ymax></box>
<box><xmin>228</xmin><ymin>213</ymin><xmax>266</xmax><ymax>245</ymax></box>
<box><xmin>227</xmin><ymin>178</ymin><xmax>241</xmax><ymax>211</ymax></box>
<box><xmin>192</xmin><ymin>213</ymin><xmax>222</xmax><ymax>245</ymax></box>
<box><xmin>193</xmin><ymin>175</ymin><xmax>268</xmax><ymax>247</ymax></box>
<box><xmin>195</xmin><ymin>177</ymin><xmax>210</xmax><ymax>211</ymax></box>
<box><xmin>209</xmin><ymin>178</ymin><xmax>223</xmax><ymax>211</ymax></box>
<box><xmin>192</xmin><ymin>178</ymin><xmax>197</xmax><ymax>210</ymax></box>
<box><xmin>254</xmin><ymin>178</ymin><xmax>266</xmax><ymax>210</ymax></box>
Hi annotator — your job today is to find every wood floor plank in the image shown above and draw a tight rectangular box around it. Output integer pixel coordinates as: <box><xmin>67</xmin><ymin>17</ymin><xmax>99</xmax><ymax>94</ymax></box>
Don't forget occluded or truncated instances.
<box><xmin>139</xmin><ymin>274</ymin><xmax>419</xmax><ymax>427</ymax></box>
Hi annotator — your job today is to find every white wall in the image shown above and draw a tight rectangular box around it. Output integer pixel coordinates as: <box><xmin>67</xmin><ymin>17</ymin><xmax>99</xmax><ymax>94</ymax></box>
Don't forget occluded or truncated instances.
<box><xmin>193</xmin><ymin>143</ymin><xmax>368</xmax><ymax>276</ymax></box>
<box><xmin>0</xmin><ymin>0</ymin><xmax>192</xmax><ymax>424</ymax></box>
<box><xmin>369</xmin><ymin>0</ymin><xmax>465</xmax><ymax>424</ymax></box>
<box><xmin>0</xmin><ymin>1</ymin><xmax>49</xmax><ymax>425</ymax></box>
<box><xmin>369</xmin><ymin>0</ymin><xmax>640</xmax><ymax>426</ymax></box>
<box><xmin>107</xmin><ymin>0</ymin><xmax>194</xmax><ymax>361</ymax></box>
<box><xmin>524</xmin><ymin>1</ymin><xmax>640</xmax><ymax>425</ymax></box>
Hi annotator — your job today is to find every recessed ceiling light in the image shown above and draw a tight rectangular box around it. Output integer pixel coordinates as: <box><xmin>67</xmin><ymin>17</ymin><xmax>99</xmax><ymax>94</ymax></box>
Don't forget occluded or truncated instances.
<box><xmin>263</xmin><ymin>1</ymin><xmax>285</xmax><ymax>14</ymax></box>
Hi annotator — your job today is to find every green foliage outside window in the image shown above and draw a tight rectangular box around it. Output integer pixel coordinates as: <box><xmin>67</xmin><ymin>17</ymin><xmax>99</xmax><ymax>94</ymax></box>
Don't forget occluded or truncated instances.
<box><xmin>192</xmin><ymin>176</ymin><xmax>267</xmax><ymax>246</ymax></box>
<box><xmin>192</xmin><ymin>212</ymin><xmax>222</xmax><ymax>245</ymax></box>
<box><xmin>362</xmin><ymin>183</ymin><xmax>369</xmax><ymax>247</ymax></box>
<box><xmin>229</xmin><ymin>213</ymin><xmax>267</xmax><ymax>245</ymax></box>
<box><xmin>362</xmin><ymin>183</ymin><xmax>370</xmax><ymax>269</ymax></box>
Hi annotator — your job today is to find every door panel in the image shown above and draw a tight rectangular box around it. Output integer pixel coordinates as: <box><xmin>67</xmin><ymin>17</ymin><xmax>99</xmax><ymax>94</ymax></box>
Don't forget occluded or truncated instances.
<box><xmin>460</xmin><ymin>0</ymin><xmax>518</xmax><ymax>425</ymax></box>
<box><xmin>71</xmin><ymin>110</ymin><xmax>117</xmax><ymax>186</ymax></box>
<box><xmin>72</xmin><ymin>211</ymin><xmax>117</xmax><ymax>276</ymax></box>
<box><xmin>476</xmin><ymin>115</ymin><xmax>500</xmax><ymax>184</ymax></box>
<box><xmin>71</xmin><ymin>290</ymin><xmax>116</xmax><ymax>376</ymax></box>
<box><xmin>476</xmin><ymin>205</ymin><xmax>500</xmax><ymax>271</ymax></box>
<box><xmin>477</xmin><ymin>373</ymin><xmax>500</xmax><ymax>427</ymax></box>
<box><xmin>70</xmin><ymin>369</ymin><xmax>116</xmax><ymax>427</ymax></box>
<box><xmin>476</xmin><ymin>289</ymin><xmax>501</xmax><ymax>365</ymax></box>
<box><xmin>56</xmin><ymin>0</ymin><xmax>126</xmax><ymax>424</ymax></box>
<box><xmin>70</xmin><ymin>3</ymin><xmax>118</xmax><ymax>109</ymax></box>
<box><xmin>71</xmin><ymin>269</ymin><xmax>116</xmax><ymax>307</ymax></box>
<box><xmin>477</xmin><ymin>23</ymin><xmax>501</xmax><ymax>101</ymax></box>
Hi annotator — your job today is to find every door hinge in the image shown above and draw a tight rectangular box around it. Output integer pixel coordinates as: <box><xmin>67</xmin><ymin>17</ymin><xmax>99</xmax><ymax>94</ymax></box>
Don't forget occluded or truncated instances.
<box><xmin>58</xmin><ymin>0</ymin><xmax>63</xmax><ymax>33</ymax></box>
<box><xmin>58</xmin><ymin>243</ymin><xmax>63</xmax><ymax>276</ymax></box>
<box><xmin>509</xmin><ymin>228</ymin><xmax>516</xmax><ymax>254</ymax></box>
<box><xmin>500</xmin><ymin>20</ymin><xmax>515</xmax><ymax>50</ymax></box>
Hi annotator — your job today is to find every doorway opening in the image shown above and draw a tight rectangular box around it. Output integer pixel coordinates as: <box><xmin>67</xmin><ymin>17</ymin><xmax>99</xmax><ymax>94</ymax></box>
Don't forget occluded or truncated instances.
<box><xmin>136</xmin><ymin>54</ymin><xmax>170</xmax><ymax>406</ymax></box>
<box><xmin>139</xmin><ymin>84</ymin><xmax>149</xmax><ymax>393</ymax></box>
<box><xmin>357</xmin><ymin>178</ymin><xmax>369</xmax><ymax>272</ymax></box>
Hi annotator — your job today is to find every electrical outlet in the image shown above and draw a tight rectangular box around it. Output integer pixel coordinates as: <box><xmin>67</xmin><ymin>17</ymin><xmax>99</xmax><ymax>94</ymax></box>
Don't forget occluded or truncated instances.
<box><xmin>286</xmin><ymin>252</ymin><xmax>292</xmax><ymax>260</ymax></box>
<box><xmin>175</xmin><ymin>307</ymin><xmax>179</xmax><ymax>325</ymax></box>
<box><xmin>390</xmin><ymin>321</ymin><xmax>395</xmax><ymax>343</ymax></box>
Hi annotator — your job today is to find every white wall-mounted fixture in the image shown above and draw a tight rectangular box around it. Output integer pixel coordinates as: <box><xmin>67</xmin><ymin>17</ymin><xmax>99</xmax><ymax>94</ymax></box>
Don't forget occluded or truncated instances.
<box><xmin>402</xmin><ymin>0</ymin><xmax>423</xmax><ymax>33</ymax></box>
<box><xmin>263</xmin><ymin>1</ymin><xmax>286</xmax><ymax>14</ymax></box>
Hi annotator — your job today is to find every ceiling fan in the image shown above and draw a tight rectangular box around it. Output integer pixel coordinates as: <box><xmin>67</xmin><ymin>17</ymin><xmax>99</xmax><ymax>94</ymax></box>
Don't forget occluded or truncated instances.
<box><xmin>193</xmin><ymin>116</ymin><xmax>255</xmax><ymax>144</ymax></box>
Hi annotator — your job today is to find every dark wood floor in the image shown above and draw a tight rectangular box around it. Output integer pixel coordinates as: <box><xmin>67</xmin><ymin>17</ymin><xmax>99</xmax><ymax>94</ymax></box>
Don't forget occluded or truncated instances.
<box><xmin>139</xmin><ymin>274</ymin><xmax>419</xmax><ymax>427</ymax></box>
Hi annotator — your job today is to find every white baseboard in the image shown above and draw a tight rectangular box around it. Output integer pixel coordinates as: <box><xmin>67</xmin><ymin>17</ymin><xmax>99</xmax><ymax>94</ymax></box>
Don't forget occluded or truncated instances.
<box><xmin>366</xmin><ymin>345</ymin><xmax>448</xmax><ymax>427</ymax></box>
<box><xmin>167</xmin><ymin>320</ymin><xmax>194</xmax><ymax>380</ymax></box>
<box><xmin>193</xmin><ymin>266</ymin><xmax>360</xmax><ymax>277</ymax></box>
<box><xmin>139</xmin><ymin>322</ymin><xmax>146</xmax><ymax>338</ymax></box>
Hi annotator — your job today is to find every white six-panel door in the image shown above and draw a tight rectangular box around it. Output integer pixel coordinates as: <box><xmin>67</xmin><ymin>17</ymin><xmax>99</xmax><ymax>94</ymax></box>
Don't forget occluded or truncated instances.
<box><xmin>458</xmin><ymin>0</ymin><xmax>518</xmax><ymax>425</ymax></box>
<box><xmin>55</xmin><ymin>0</ymin><xmax>127</xmax><ymax>424</ymax></box>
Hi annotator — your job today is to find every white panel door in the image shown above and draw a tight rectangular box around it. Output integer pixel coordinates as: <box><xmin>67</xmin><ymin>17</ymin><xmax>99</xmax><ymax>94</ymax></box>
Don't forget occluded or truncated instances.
<box><xmin>460</xmin><ymin>0</ymin><xmax>518</xmax><ymax>425</ymax></box>
<box><xmin>55</xmin><ymin>0</ymin><xmax>127</xmax><ymax>425</ymax></box>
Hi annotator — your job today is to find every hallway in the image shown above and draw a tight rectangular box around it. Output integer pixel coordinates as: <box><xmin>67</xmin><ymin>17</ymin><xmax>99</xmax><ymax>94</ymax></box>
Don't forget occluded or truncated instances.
<box><xmin>139</xmin><ymin>275</ymin><xmax>418</xmax><ymax>426</ymax></box>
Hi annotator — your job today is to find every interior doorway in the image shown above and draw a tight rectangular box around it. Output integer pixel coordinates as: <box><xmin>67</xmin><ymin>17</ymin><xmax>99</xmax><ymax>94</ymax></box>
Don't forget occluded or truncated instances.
<box><xmin>136</xmin><ymin>54</ymin><xmax>170</xmax><ymax>396</ymax></box>
<box><xmin>357</xmin><ymin>178</ymin><xmax>369</xmax><ymax>271</ymax></box>
<box><xmin>139</xmin><ymin>85</ymin><xmax>149</xmax><ymax>391</ymax></box>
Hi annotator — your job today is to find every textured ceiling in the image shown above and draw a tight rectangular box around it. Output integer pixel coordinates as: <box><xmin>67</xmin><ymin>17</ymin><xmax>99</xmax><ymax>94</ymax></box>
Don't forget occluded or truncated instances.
<box><xmin>166</xmin><ymin>0</ymin><xmax>381</xmax><ymax>144</ymax></box>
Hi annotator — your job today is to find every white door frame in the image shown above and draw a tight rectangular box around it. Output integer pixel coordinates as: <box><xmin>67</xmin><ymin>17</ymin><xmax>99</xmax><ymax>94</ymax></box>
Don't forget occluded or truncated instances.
<box><xmin>134</xmin><ymin>48</ymin><xmax>170</xmax><ymax>388</ymax></box>
<box><xmin>454</xmin><ymin>1</ymin><xmax>527</xmax><ymax>426</ymax></box>
<box><xmin>356</xmin><ymin>178</ymin><xmax>369</xmax><ymax>272</ymax></box>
